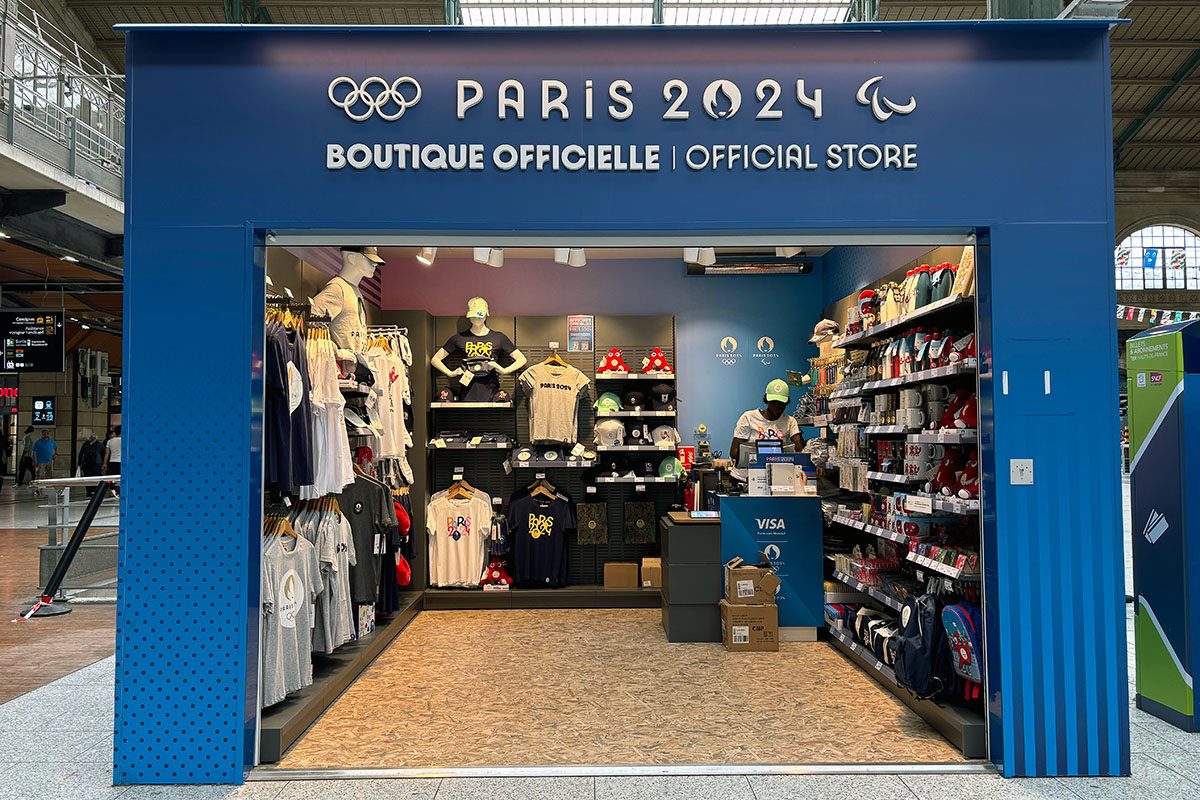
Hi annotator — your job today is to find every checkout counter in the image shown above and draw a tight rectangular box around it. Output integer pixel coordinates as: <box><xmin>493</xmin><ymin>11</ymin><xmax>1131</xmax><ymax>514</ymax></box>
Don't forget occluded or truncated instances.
<box><xmin>660</xmin><ymin>443</ymin><xmax>824</xmax><ymax>643</ymax></box>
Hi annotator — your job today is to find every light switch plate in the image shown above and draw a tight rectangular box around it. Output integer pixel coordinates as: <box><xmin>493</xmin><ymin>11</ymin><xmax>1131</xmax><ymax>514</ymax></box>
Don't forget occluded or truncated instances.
<box><xmin>1010</xmin><ymin>458</ymin><xmax>1034</xmax><ymax>485</ymax></box>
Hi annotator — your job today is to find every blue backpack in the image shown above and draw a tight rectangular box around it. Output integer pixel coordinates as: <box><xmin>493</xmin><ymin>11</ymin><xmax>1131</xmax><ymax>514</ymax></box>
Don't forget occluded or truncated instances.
<box><xmin>942</xmin><ymin>601</ymin><xmax>984</xmax><ymax>700</ymax></box>
<box><xmin>894</xmin><ymin>594</ymin><xmax>951</xmax><ymax>700</ymax></box>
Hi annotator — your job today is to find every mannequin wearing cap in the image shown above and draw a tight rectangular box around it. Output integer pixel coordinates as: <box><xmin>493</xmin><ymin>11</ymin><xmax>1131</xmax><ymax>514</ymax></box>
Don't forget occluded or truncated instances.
<box><xmin>431</xmin><ymin>297</ymin><xmax>527</xmax><ymax>401</ymax></box>
<box><xmin>310</xmin><ymin>246</ymin><xmax>384</xmax><ymax>353</ymax></box>
<box><xmin>728</xmin><ymin>378</ymin><xmax>804</xmax><ymax>482</ymax></box>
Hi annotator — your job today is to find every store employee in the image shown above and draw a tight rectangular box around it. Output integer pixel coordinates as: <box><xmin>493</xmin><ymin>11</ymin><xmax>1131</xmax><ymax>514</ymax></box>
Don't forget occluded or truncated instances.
<box><xmin>730</xmin><ymin>379</ymin><xmax>804</xmax><ymax>482</ymax></box>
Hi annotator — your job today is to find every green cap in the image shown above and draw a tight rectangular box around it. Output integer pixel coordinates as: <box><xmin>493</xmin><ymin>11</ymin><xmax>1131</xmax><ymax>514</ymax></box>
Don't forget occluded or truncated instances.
<box><xmin>659</xmin><ymin>457</ymin><xmax>684</xmax><ymax>479</ymax></box>
<box><xmin>466</xmin><ymin>296</ymin><xmax>489</xmax><ymax>319</ymax></box>
<box><xmin>766</xmin><ymin>379</ymin><xmax>790</xmax><ymax>403</ymax></box>
<box><xmin>594</xmin><ymin>392</ymin><xmax>622</xmax><ymax>413</ymax></box>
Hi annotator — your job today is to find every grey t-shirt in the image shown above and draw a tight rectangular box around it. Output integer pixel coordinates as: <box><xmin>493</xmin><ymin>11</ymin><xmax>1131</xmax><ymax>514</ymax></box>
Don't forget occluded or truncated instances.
<box><xmin>296</xmin><ymin>511</ymin><xmax>358</xmax><ymax>654</ymax></box>
<box><xmin>519</xmin><ymin>363</ymin><xmax>591</xmax><ymax>444</ymax></box>
<box><xmin>261</xmin><ymin>534</ymin><xmax>322</xmax><ymax>707</ymax></box>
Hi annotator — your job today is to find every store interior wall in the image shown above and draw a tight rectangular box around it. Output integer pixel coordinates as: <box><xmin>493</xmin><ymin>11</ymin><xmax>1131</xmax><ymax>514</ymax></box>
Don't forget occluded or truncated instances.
<box><xmin>266</xmin><ymin>248</ymin><xmax>383</xmax><ymax>325</ymax></box>
<box><xmin>381</xmin><ymin>255</ymin><xmax>822</xmax><ymax>450</ymax></box>
<box><xmin>821</xmin><ymin>245</ymin><xmax>970</xmax><ymax>323</ymax></box>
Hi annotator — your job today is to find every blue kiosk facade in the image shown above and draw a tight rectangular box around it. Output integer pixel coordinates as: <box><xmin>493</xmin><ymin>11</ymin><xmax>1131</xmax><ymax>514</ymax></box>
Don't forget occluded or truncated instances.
<box><xmin>117</xmin><ymin>22</ymin><xmax>1128</xmax><ymax>783</ymax></box>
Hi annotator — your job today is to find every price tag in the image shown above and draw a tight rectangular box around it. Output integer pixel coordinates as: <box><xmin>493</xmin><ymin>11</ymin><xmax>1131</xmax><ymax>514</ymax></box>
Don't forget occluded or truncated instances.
<box><xmin>635</xmin><ymin>484</ymin><xmax>646</xmax><ymax>492</ymax></box>
<box><xmin>282</xmin><ymin>496</ymin><xmax>291</xmax><ymax>508</ymax></box>
<box><xmin>908</xmin><ymin>495</ymin><xmax>933</xmax><ymax>514</ymax></box>
<box><xmin>586</xmin><ymin>486</ymin><xmax>597</xmax><ymax>495</ymax></box>
<box><xmin>284</xmin><ymin>287</ymin><xmax>294</xmax><ymax>299</ymax></box>
<box><xmin>503</xmin><ymin>461</ymin><xmax>513</xmax><ymax>475</ymax></box>
<box><xmin>469</xmin><ymin>436</ymin><xmax>483</xmax><ymax>446</ymax></box>
<box><xmin>536</xmin><ymin>472</ymin><xmax>546</xmax><ymax>479</ymax></box>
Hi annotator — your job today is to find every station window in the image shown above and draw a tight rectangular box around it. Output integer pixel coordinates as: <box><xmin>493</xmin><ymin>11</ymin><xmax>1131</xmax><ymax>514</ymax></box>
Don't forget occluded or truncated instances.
<box><xmin>1116</xmin><ymin>224</ymin><xmax>1200</xmax><ymax>291</ymax></box>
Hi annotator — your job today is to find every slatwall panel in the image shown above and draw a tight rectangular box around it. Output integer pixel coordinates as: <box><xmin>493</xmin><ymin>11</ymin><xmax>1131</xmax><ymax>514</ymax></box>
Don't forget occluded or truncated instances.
<box><xmin>425</xmin><ymin>315</ymin><xmax>677</xmax><ymax>587</ymax></box>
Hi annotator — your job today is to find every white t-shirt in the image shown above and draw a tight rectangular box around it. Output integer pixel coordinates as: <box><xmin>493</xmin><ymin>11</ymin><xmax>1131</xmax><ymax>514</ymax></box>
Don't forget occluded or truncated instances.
<box><xmin>731</xmin><ymin>409</ymin><xmax>799</xmax><ymax>480</ymax></box>
<box><xmin>106</xmin><ymin>436</ymin><xmax>122</xmax><ymax>463</ymax></box>
<box><xmin>427</xmin><ymin>492</ymin><xmax>492</xmax><ymax>588</ymax></box>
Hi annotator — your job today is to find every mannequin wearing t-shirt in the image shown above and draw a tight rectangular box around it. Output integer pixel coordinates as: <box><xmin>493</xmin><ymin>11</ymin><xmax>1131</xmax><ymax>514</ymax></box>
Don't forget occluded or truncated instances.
<box><xmin>729</xmin><ymin>378</ymin><xmax>805</xmax><ymax>482</ymax></box>
<box><xmin>310</xmin><ymin>246</ymin><xmax>384</xmax><ymax>353</ymax></box>
<box><xmin>431</xmin><ymin>297</ymin><xmax>527</xmax><ymax>402</ymax></box>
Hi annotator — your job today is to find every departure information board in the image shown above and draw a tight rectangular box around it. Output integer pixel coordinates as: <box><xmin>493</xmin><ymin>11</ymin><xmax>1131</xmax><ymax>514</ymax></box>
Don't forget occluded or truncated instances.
<box><xmin>0</xmin><ymin>310</ymin><xmax>64</xmax><ymax>372</ymax></box>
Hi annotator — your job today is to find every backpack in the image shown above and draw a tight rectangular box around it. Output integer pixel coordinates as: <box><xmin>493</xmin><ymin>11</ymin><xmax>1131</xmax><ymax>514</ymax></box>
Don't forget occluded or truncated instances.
<box><xmin>894</xmin><ymin>594</ymin><xmax>952</xmax><ymax>700</ymax></box>
<box><xmin>942</xmin><ymin>601</ymin><xmax>984</xmax><ymax>700</ymax></box>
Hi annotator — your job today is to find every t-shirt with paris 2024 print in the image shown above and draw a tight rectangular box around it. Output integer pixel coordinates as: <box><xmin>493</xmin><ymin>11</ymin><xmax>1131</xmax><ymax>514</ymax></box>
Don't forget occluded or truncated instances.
<box><xmin>519</xmin><ymin>362</ymin><xmax>590</xmax><ymax>444</ymax></box>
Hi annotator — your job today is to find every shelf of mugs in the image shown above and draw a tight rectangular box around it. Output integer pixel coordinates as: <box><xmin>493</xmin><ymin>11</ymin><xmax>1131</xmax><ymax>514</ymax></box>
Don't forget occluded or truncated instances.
<box><xmin>866</xmin><ymin>470</ymin><xmax>917</xmax><ymax>484</ymax></box>
<box><xmin>829</xmin><ymin>397</ymin><xmax>863</xmax><ymax>410</ymax></box>
<box><xmin>832</xmin><ymin>514</ymin><xmax>910</xmax><ymax>545</ymax></box>
<box><xmin>833</xmin><ymin>569</ymin><xmax>905</xmax><ymax>613</ymax></box>
<box><xmin>910</xmin><ymin>491</ymin><xmax>980</xmax><ymax>515</ymax></box>
<box><xmin>906</xmin><ymin>551</ymin><xmax>980</xmax><ymax>581</ymax></box>
<box><xmin>594</xmin><ymin>475</ymin><xmax>678</xmax><ymax>483</ymax></box>
<box><xmin>596</xmin><ymin>445</ymin><xmax>674</xmax><ymax>452</ymax></box>
<box><xmin>594</xmin><ymin>372</ymin><xmax>676</xmax><ymax>381</ymax></box>
<box><xmin>864</xmin><ymin>425</ymin><xmax>917</xmax><ymax>435</ymax></box>
<box><xmin>861</xmin><ymin>359</ymin><xmax>978</xmax><ymax>392</ymax></box>
<box><xmin>427</xmin><ymin>442</ymin><xmax>513</xmax><ymax>450</ymax></box>
<box><xmin>826</xmin><ymin>625</ymin><xmax>899</xmax><ymax>686</ymax></box>
<box><xmin>832</xmin><ymin>294</ymin><xmax>974</xmax><ymax>349</ymax></box>
<box><xmin>829</xmin><ymin>384</ymin><xmax>865</xmax><ymax>400</ymax></box>
<box><xmin>907</xmin><ymin>430</ymin><xmax>977</xmax><ymax>444</ymax></box>
<box><xmin>596</xmin><ymin>410</ymin><xmax>676</xmax><ymax>418</ymax></box>
<box><xmin>430</xmin><ymin>401</ymin><xmax>514</xmax><ymax>409</ymax></box>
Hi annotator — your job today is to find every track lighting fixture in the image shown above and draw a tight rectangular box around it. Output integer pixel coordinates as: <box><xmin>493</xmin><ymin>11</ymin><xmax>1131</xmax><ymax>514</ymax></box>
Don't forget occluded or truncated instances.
<box><xmin>776</xmin><ymin>246</ymin><xmax>804</xmax><ymax>258</ymax></box>
<box><xmin>556</xmin><ymin>248</ymin><xmax>586</xmax><ymax>267</ymax></box>
<box><xmin>554</xmin><ymin>248</ymin><xmax>570</xmax><ymax>265</ymax></box>
<box><xmin>683</xmin><ymin>247</ymin><xmax>700</xmax><ymax>263</ymax></box>
<box><xmin>416</xmin><ymin>246</ymin><xmax>437</xmax><ymax>265</ymax></box>
<box><xmin>473</xmin><ymin>247</ymin><xmax>503</xmax><ymax>267</ymax></box>
<box><xmin>697</xmin><ymin>247</ymin><xmax>716</xmax><ymax>266</ymax></box>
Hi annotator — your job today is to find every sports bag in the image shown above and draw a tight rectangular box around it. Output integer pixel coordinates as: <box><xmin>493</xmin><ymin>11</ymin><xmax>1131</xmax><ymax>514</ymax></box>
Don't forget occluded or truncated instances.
<box><xmin>942</xmin><ymin>601</ymin><xmax>984</xmax><ymax>700</ymax></box>
<box><xmin>894</xmin><ymin>594</ymin><xmax>951</xmax><ymax>700</ymax></box>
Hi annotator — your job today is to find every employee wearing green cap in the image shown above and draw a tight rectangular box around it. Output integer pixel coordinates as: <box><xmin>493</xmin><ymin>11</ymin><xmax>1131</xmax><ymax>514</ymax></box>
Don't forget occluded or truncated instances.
<box><xmin>729</xmin><ymin>378</ymin><xmax>804</xmax><ymax>482</ymax></box>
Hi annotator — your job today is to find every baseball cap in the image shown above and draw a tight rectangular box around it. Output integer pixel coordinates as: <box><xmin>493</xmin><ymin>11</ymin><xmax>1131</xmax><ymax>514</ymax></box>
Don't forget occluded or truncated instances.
<box><xmin>649</xmin><ymin>383</ymin><xmax>677</xmax><ymax>411</ymax></box>
<box><xmin>622</xmin><ymin>390</ymin><xmax>647</xmax><ymax>411</ymax></box>
<box><xmin>649</xmin><ymin>425</ymin><xmax>679</xmax><ymax>447</ymax></box>
<box><xmin>766</xmin><ymin>379</ymin><xmax>790</xmax><ymax>403</ymax></box>
<box><xmin>658</xmin><ymin>457</ymin><xmax>685</xmax><ymax>479</ymax></box>
<box><xmin>633</xmin><ymin>458</ymin><xmax>658</xmax><ymax>478</ymax></box>
<box><xmin>809</xmin><ymin>319</ymin><xmax>839</xmax><ymax>342</ymax></box>
<box><xmin>340</xmin><ymin>245</ymin><xmax>386</xmax><ymax>265</ymax></box>
<box><xmin>624</xmin><ymin>422</ymin><xmax>649</xmax><ymax>446</ymax></box>
<box><xmin>594</xmin><ymin>419</ymin><xmax>625</xmax><ymax>448</ymax></box>
<box><xmin>466</xmin><ymin>296</ymin><xmax>490</xmax><ymax>319</ymax></box>
<box><xmin>594</xmin><ymin>391</ymin><xmax>622</xmax><ymax>413</ymax></box>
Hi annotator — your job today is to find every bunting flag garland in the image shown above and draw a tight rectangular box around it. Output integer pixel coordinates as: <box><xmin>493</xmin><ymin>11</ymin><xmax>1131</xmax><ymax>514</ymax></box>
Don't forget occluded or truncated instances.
<box><xmin>1118</xmin><ymin>304</ymin><xmax>1200</xmax><ymax>324</ymax></box>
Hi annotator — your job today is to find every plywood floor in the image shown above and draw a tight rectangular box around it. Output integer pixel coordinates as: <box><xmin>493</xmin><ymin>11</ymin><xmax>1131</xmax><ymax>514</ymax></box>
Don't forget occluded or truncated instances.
<box><xmin>275</xmin><ymin>609</ymin><xmax>967</xmax><ymax>769</ymax></box>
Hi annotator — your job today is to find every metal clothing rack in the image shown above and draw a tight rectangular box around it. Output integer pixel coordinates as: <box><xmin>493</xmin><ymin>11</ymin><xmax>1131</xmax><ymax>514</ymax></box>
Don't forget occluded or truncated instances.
<box><xmin>367</xmin><ymin>324</ymin><xmax>409</xmax><ymax>336</ymax></box>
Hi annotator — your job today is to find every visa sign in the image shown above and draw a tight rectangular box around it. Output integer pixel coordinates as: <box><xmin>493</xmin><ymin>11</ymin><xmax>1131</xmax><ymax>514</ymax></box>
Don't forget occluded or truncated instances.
<box><xmin>756</xmin><ymin>517</ymin><xmax>786</xmax><ymax>533</ymax></box>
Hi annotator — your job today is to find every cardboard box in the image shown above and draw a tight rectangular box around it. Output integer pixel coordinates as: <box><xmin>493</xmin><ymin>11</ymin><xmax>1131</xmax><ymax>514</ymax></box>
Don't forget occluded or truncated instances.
<box><xmin>724</xmin><ymin>556</ymin><xmax>781</xmax><ymax>604</ymax></box>
<box><xmin>604</xmin><ymin>562</ymin><xmax>639</xmax><ymax>589</ymax></box>
<box><xmin>720</xmin><ymin>599</ymin><xmax>779</xmax><ymax>651</ymax></box>
<box><xmin>641</xmin><ymin>557</ymin><xmax>663</xmax><ymax>589</ymax></box>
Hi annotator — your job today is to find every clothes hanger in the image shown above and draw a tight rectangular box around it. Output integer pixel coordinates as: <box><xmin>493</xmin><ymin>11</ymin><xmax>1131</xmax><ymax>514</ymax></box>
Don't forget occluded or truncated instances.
<box><xmin>543</xmin><ymin>349</ymin><xmax>569</xmax><ymax>368</ymax></box>
<box><xmin>528</xmin><ymin>474</ymin><xmax>557</xmax><ymax>498</ymax></box>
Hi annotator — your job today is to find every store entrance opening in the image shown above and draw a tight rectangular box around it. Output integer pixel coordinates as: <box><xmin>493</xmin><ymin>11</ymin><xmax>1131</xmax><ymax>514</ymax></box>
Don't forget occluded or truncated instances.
<box><xmin>256</xmin><ymin>239</ymin><xmax>986</xmax><ymax>775</ymax></box>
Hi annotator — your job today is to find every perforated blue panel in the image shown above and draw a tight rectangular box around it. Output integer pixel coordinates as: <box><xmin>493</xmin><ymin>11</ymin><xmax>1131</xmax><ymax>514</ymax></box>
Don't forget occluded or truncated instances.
<box><xmin>116</xmin><ymin>225</ymin><xmax>262</xmax><ymax>784</ymax></box>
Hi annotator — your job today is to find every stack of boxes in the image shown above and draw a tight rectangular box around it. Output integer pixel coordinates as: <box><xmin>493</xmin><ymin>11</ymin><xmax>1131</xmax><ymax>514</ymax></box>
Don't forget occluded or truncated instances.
<box><xmin>719</xmin><ymin>556</ymin><xmax>781</xmax><ymax>652</ymax></box>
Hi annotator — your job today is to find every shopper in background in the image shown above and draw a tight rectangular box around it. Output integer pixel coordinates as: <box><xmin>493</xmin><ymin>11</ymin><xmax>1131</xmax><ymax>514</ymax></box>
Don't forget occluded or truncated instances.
<box><xmin>17</xmin><ymin>425</ymin><xmax>36</xmax><ymax>486</ymax></box>
<box><xmin>31</xmin><ymin>429</ymin><xmax>57</xmax><ymax>495</ymax></box>
<box><xmin>104</xmin><ymin>425</ymin><xmax>122</xmax><ymax>477</ymax></box>
<box><xmin>79</xmin><ymin>434</ymin><xmax>106</xmax><ymax>498</ymax></box>
<box><xmin>0</xmin><ymin>433</ymin><xmax>10</xmax><ymax>476</ymax></box>
<box><xmin>728</xmin><ymin>379</ymin><xmax>804</xmax><ymax>483</ymax></box>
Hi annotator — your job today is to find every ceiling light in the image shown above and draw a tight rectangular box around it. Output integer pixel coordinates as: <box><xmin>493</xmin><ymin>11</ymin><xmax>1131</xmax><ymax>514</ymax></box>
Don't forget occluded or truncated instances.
<box><xmin>416</xmin><ymin>246</ymin><xmax>437</xmax><ymax>265</ymax></box>
<box><xmin>0</xmin><ymin>232</ymin><xmax>9</xmax><ymax>239</ymax></box>
<box><xmin>698</xmin><ymin>247</ymin><xmax>717</xmax><ymax>266</ymax></box>
<box><xmin>61</xmin><ymin>255</ymin><xmax>79</xmax><ymax>263</ymax></box>
<box><xmin>568</xmin><ymin>248</ymin><xmax>586</xmax><ymax>267</ymax></box>
<box><xmin>683</xmin><ymin>247</ymin><xmax>700</xmax><ymax>264</ymax></box>
<box><xmin>554</xmin><ymin>248</ymin><xmax>571</xmax><ymax>265</ymax></box>
<box><xmin>776</xmin><ymin>246</ymin><xmax>804</xmax><ymax>258</ymax></box>
<box><xmin>81</xmin><ymin>323</ymin><xmax>91</xmax><ymax>330</ymax></box>
<box><xmin>487</xmin><ymin>248</ymin><xmax>504</xmax><ymax>268</ymax></box>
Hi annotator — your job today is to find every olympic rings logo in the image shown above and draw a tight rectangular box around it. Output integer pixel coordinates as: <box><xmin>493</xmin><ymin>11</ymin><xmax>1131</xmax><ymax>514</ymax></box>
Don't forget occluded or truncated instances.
<box><xmin>327</xmin><ymin>76</ymin><xmax>422</xmax><ymax>121</ymax></box>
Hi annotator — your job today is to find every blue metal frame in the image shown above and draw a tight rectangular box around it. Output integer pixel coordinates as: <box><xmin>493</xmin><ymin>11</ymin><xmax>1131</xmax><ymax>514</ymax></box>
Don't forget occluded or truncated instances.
<box><xmin>117</xmin><ymin>21</ymin><xmax>1127</xmax><ymax>783</ymax></box>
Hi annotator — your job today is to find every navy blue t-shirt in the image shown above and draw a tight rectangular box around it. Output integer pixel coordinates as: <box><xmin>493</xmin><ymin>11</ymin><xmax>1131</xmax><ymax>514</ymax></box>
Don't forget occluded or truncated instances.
<box><xmin>508</xmin><ymin>493</ymin><xmax>574</xmax><ymax>587</ymax></box>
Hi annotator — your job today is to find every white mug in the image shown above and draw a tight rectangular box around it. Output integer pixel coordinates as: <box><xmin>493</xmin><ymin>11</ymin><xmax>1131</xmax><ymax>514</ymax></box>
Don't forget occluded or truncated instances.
<box><xmin>900</xmin><ymin>388</ymin><xmax>923</xmax><ymax>409</ymax></box>
<box><xmin>921</xmin><ymin>443</ymin><xmax>946</xmax><ymax>461</ymax></box>
<box><xmin>923</xmin><ymin>384</ymin><xmax>951</xmax><ymax>403</ymax></box>
<box><xmin>901</xmin><ymin>408</ymin><xmax>925</xmax><ymax>429</ymax></box>
<box><xmin>904</xmin><ymin>457</ymin><xmax>929</xmax><ymax>478</ymax></box>
<box><xmin>927</xmin><ymin>400</ymin><xmax>947</xmax><ymax>427</ymax></box>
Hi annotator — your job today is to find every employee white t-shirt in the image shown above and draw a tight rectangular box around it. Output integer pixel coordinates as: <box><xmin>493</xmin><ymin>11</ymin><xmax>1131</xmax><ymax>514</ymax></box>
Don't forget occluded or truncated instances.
<box><xmin>731</xmin><ymin>409</ymin><xmax>799</xmax><ymax>481</ymax></box>
<box><xmin>106</xmin><ymin>436</ymin><xmax>122</xmax><ymax>463</ymax></box>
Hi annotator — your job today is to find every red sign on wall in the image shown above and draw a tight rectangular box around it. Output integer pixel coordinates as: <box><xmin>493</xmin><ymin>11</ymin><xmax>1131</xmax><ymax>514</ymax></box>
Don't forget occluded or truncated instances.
<box><xmin>676</xmin><ymin>446</ymin><xmax>695</xmax><ymax>471</ymax></box>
